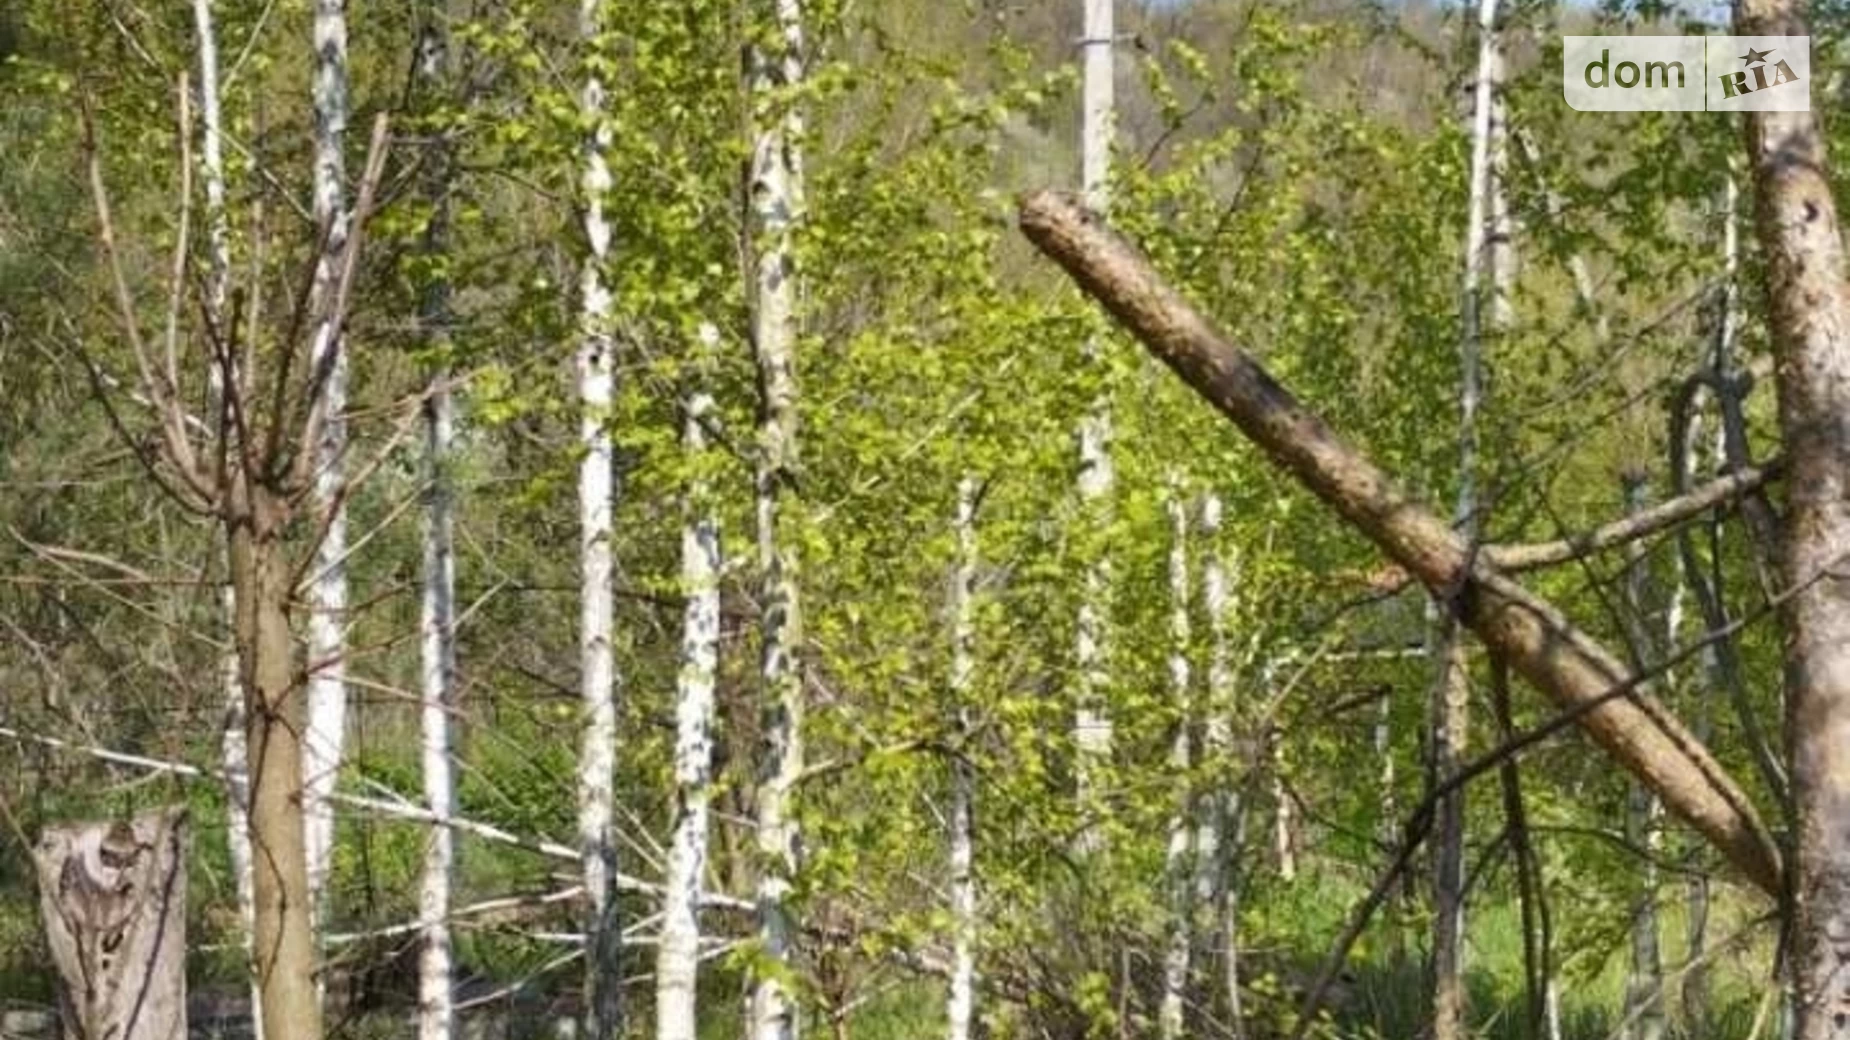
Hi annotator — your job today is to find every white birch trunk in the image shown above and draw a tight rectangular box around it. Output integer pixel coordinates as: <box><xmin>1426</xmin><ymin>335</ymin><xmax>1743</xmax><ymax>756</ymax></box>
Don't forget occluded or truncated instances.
<box><xmin>946</xmin><ymin>476</ymin><xmax>979</xmax><ymax>1040</ymax></box>
<box><xmin>416</xmin><ymin>16</ymin><xmax>458</xmax><ymax>1040</ymax></box>
<box><xmin>1192</xmin><ymin>493</ymin><xmax>1244</xmax><ymax>1038</ymax></box>
<box><xmin>303</xmin><ymin>0</ymin><xmax>352</xmax><ymax>934</ymax></box>
<box><xmin>1072</xmin><ymin>0</ymin><xmax>1116</xmax><ymax>847</ymax></box>
<box><xmin>1157</xmin><ymin>485</ymin><xmax>1194</xmax><ymax>1040</ymax></box>
<box><xmin>657</xmin><ymin>324</ymin><xmax>723</xmax><ymax>1040</ymax></box>
<box><xmin>1431</xmin><ymin>4</ymin><xmax>1500</xmax><ymax>1036</ymax></box>
<box><xmin>576</xmin><ymin>2</ymin><xmax>622</xmax><ymax>1035</ymax></box>
<box><xmin>418</xmin><ymin>371</ymin><xmax>457</xmax><ymax>1040</ymax></box>
<box><xmin>190</xmin><ymin>2</ymin><xmax>258</xmax><ymax>1031</ymax></box>
<box><xmin>749</xmin><ymin>4</ymin><xmax>807</xmax><ymax>1039</ymax></box>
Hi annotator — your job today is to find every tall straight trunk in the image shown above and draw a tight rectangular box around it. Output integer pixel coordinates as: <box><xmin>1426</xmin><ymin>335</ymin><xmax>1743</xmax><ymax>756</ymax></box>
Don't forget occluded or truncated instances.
<box><xmin>1072</xmin><ymin>0</ymin><xmax>1116</xmax><ymax>844</ymax></box>
<box><xmin>946</xmin><ymin>476</ymin><xmax>979</xmax><ymax>1040</ymax></box>
<box><xmin>1430</xmin><ymin>5</ymin><xmax>1500</xmax><ymax>1037</ymax></box>
<box><xmin>576</xmin><ymin>1</ymin><xmax>622</xmax><ymax>1036</ymax></box>
<box><xmin>1619</xmin><ymin>475</ymin><xmax>1666</xmax><ymax>1040</ymax></box>
<box><xmin>230</xmin><ymin>493</ymin><xmax>325</xmax><ymax>1040</ymax></box>
<box><xmin>658</xmin><ymin>325</ymin><xmax>723</xmax><ymax>1040</ymax></box>
<box><xmin>1193</xmin><ymin>493</ymin><xmax>1244</xmax><ymax>1039</ymax></box>
<box><xmin>1737</xmin><ymin>2</ymin><xmax>1850</xmax><ymax>1037</ymax></box>
<box><xmin>748</xmin><ymin>4</ymin><xmax>807</xmax><ymax>1039</ymax></box>
<box><xmin>189</xmin><ymin>1</ymin><xmax>259</xmax><ymax>1029</ymax></box>
<box><xmin>303</xmin><ymin>0</ymin><xmax>352</xmax><ymax>934</ymax></box>
<box><xmin>1158</xmin><ymin>484</ymin><xmax>1194</xmax><ymax>1040</ymax></box>
<box><xmin>416</xmin><ymin>14</ymin><xmax>458</xmax><ymax>1040</ymax></box>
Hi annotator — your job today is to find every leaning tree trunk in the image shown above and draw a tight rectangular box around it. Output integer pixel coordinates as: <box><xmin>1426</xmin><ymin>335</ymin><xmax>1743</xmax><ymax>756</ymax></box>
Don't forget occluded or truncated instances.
<box><xmin>1072</xmin><ymin>0</ymin><xmax>1117</xmax><ymax>849</ymax></box>
<box><xmin>1158</xmin><ymin>482</ymin><xmax>1195</xmax><ymax>1040</ymax></box>
<box><xmin>415</xmin><ymin>11</ymin><xmax>459</xmax><ymax>1039</ymax></box>
<box><xmin>303</xmin><ymin>0</ymin><xmax>352</xmax><ymax>940</ymax></box>
<box><xmin>658</xmin><ymin>324</ymin><xmax>723</xmax><ymax>1040</ymax></box>
<box><xmin>1735</xmin><ymin>1</ymin><xmax>1850</xmax><ymax>1037</ymax></box>
<box><xmin>35</xmin><ymin>808</ymin><xmax>189</xmax><ymax>1040</ymax></box>
<box><xmin>748</xmin><ymin>3</ymin><xmax>808</xmax><ymax>1039</ymax></box>
<box><xmin>1015</xmin><ymin>189</ymin><xmax>1782</xmax><ymax>897</ymax></box>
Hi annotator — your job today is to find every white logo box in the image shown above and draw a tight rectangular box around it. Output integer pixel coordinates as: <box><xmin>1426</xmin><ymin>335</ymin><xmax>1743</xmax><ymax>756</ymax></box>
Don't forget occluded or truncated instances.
<box><xmin>1562</xmin><ymin>36</ymin><xmax>1809</xmax><ymax>112</ymax></box>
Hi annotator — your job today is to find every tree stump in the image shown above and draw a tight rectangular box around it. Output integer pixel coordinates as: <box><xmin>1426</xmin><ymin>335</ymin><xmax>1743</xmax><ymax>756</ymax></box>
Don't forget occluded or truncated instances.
<box><xmin>33</xmin><ymin>807</ymin><xmax>188</xmax><ymax>1040</ymax></box>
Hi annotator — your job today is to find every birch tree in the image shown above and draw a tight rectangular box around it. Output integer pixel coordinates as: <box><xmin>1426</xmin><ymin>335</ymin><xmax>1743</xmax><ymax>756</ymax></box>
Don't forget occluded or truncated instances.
<box><xmin>657</xmin><ymin>324</ymin><xmax>723</xmax><ymax>1040</ymax></box>
<box><xmin>1072</xmin><ymin>0</ymin><xmax>1116</xmax><ymax>842</ymax></box>
<box><xmin>575</xmin><ymin>0</ymin><xmax>623</xmax><ymax>1035</ymax></box>
<box><xmin>1430</xmin><ymin>3</ymin><xmax>1500</xmax><ymax>1034</ymax></box>
<box><xmin>415</xmin><ymin>10</ymin><xmax>458</xmax><ymax>1040</ymax></box>
<box><xmin>947</xmin><ymin>475</ymin><xmax>979</xmax><ymax>1040</ymax></box>
<box><xmin>1157</xmin><ymin>485</ymin><xmax>1194</xmax><ymax>1040</ymax></box>
<box><xmin>188</xmin><ymin>0</ymin><xmax>258</xmax><ymax>1029</ymax></box>
<box><xmin>303</xmin><ymin>0</ymin><xmax>353</xmax><ymax>933</ymax></box>
<box><xmin>748</xmin><ymin>3</ymin><xmax>808</xmax><ymax>1038</ymax></box>
<box><xmin>1194</xmin><ymin>493</ymin><xmax>1245</xmax><ymax>1039</ymax></box>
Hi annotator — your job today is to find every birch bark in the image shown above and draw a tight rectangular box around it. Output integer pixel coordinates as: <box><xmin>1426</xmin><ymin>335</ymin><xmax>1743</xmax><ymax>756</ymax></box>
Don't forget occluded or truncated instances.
<box><xmin>658</xmin><ymin>325</ymin><xmax>723</xmax><ymax>1040</ymax></box>
<box><xmin>748</xmin><ymin>4</ymin><xmax>808</xmax><ymax>1038</ymax></box>
<box><xmin>416</xmin><ymin>13</ymin><xmax>458</xmax><ymax>1040</ymax></box>
<box><xmin>947</xmin><ymin>476</ymin><xmax>979</xmax><ymax>1040</ymax></box>
<box><xmin>1073</xmin><ymin>0</ymin><xmax>1116</xmax><ymax>846</ymax></box>
<box><xmin>303</xmin><ymin>0</ymin><xmax>352</xmax><ymax>931</ymax></box>
<box><xmin>576</xmin><ymin>1</ymin><xmax>622</xmax><ymax>1034</ymax></box>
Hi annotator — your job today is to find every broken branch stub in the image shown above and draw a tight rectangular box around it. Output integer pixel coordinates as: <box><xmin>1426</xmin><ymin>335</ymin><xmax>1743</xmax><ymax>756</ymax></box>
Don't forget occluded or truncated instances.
<box><xmin>34</xmin><ymin>807</ymin><xmax>189</xmax><ymax>1040</ymax></box>
<box><xmin>1016</xmin><ymin>188</ymin><xmax>1782</xmax><ymax>898</ymax></box>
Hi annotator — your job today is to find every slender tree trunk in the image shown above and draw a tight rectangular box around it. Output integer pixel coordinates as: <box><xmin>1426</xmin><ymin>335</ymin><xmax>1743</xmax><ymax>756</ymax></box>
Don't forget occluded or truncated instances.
<box><xmin>658</xmin><ymin>325</ymin><xmax>723</xmax><ymax>1040</ymax></box>
<box><xmin>1492</xmin><ymin>658</ymin><xmax>1554</xmax><ymax>1040</ymax></box>
<box><xmin>303</xmin><ymin>0</ymin><xmax>352</xmax><ymax>940</ymax></box>
<box><xmin>1072</xmin><ymin>0</ymin><xmax>1116</xmax><ymax>847</ymax></box>
<box><xmin>189</xmin><ymin>2</ymin><xmax>260</xmax><ymax>1030</ymax></box>
<box><xmin>1619</xmin><ymin>476</ymin><xmax>1666</xmax><ymax>1040</ymax></box>
<box><xmin>1158</xmin><ymin>483</ymin><xmax>1195</xmax><ymax>1040</ymax></box>
<box><xmin>947</xmin><ymin>476</ymin><xmax>979</xmax><ymax>1040</ymax></box>
<box><xmin>1678</xmin><ymin>177</ymin><xmax>1740</xmax><ymax>1029</ymax></box>
<box><xmin>1736</xmin><ymin>2</ymin><xmax>1850</xmax><ymax>1036</ymax></box>
<box><xmin>231</xmin><ymin>491</ymin><xmax>326</xmax><ymax>1040</ymax></box>
<box><xmin>416</xmin><ymin>14</ymin><xmax>458</xmax><ymax>1040</ymax></box>
<box><xmin>576</xmin><ymin>1</ymin><xmax>622</xmax><ymax>1035</ymax></box>
<box><xmin>749</xmin><ymin>4</ymin><xmax>807</xmax><ymax>1038</ymax></box>
<box><xmin>1193</xmin><ymin>493</ymin><xmax>1245</xmax><ymax>1037</ymax></box>
<box><xmin>1430</xmin><ymin>6</ymin><xmax>1499</xmax><ymax>1036</ymax></box>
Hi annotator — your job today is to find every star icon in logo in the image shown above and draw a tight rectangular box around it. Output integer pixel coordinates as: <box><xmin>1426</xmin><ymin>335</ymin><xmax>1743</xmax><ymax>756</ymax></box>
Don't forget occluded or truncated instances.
<box><xmin>1740</xmin><ymin>46</ymin><xmax>1773</xmax><ymax>65</ymax></box>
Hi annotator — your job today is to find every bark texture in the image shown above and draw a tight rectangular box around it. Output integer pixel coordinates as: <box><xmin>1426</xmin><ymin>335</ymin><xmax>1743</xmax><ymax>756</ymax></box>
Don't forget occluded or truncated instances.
<box><xmin>304</xmin><ymin>0</ymin><xmax>352</xmax><ymax>935</ymax></box>
<box><xmin>658</xmin><ymin>324</ymin><xmax>722</xmax><ymax>1040</ymax></box>
<box><xmin>749</xmin><ymin>3</ymin><xmax>808</xmax><ymax>1038</ymax></box>
<box><xmin>1072</xmin><ymin>0</ymin><xmax>1117</xmax><ymax>840</ymax></box>
<box><xmin>1016</xmin><ymin>189</ymin><xmax>1782</xmax><ymax>897</ymax></box>
<box><xmin>947</xmin><ymin>475</ymin><xmax>979</xmax><ymax>1040</ymax></box>
<box><xmin>1736</xmin><ymin>1</ymin><xmax>1850</xmax><ymax>1035</ymax></box>
<box><xmin>34</xmin><ymin>808</ymin><xmax>188</xmax><ymax>1040</ymax></box>
<box><xmin>576</xmin><ymin>2</ymin><xmax>622</xmax><ymax>1036</ymax></box>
